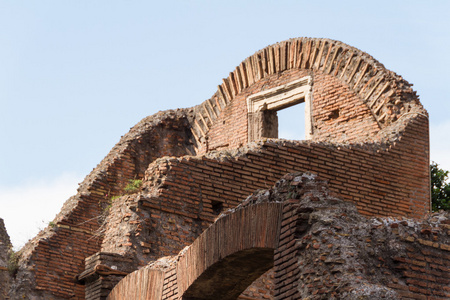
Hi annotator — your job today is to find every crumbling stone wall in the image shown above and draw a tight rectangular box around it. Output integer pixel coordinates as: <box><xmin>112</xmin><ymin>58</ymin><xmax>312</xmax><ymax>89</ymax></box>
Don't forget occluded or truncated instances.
<box><xmin>141</xmin><ymin>116</ymin><xmax>428</xmax><ymax>222</ymax></box>
<box><xmin>108</xmin><ymin>173</ymin><xmax>449</xmax><ymax>299</ymax></box>
<box><xmin>0</xmin><ymin>218</ymin><xmax>12</xmax><ymax>299</ymax></box>
<box><xmin>7</xmin><ymin>37</ymin><xmax>432</xmax><ymax>299</ymax></box>
<box><xmin>82</xmin><ymin>104</ymin><xmax>427</xmax><ymax>298</ymax></box>
<box><xmin>8</xmin><ymin>109</ymin><xmax>197</xmax><ymax>299</ymax></box>
<box><xmin>100</xmin><ymin>193</ymin><xmax>207</xmax><ymax>265</ymax></box>
<box><xmin>256</xmin><ymin>173</ymin><xmax>449</xmax><ymax>299</ymax></box>
<box><xmin>94</xmin><ymin>114</ymin><xmax>427</xmax><ymax>297</ymax></box>
<box><xmin>272</xmin><ymin>165</ymin><xmax>444</xmax><ymax>300</ymax></box>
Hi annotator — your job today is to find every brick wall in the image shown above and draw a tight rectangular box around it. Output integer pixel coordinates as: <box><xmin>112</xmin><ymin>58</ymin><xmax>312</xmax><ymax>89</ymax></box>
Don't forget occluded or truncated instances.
<box><xmin>137</xmin><ymin>115</ymin><xmax>429</xmax><ymax>222</ymax></box>
<box><xmin>0</xmin><ymin>218</ymin><xmax>11</xmax><ymax>299</ymax></box>
<box><xmin>270</xmin><ymin>173</ymin><xmax>449</xmax><ymax>299</ymax></box>
<box><xmin>9</xmin><ymin>37</ymin><xmax>432</xmax><ymax>299</ymax></box>
<box><xmin>107</xmin><ymin>173</ymin><xmax>448</xmax><ymax>299</ymax></box>
<box><xmin>191</xmin><ymin>38</ymin><xmax>421</xmax><ymax>154</ymax></box>
<box><xmin>389</xmin><ymin>235</ymin><xmax>450</xmax><ymax>299</ymax></box>
<box><xmin>9</xmin><ymin>110</ymin><xmax>196</xmax><ymax>299</ymax></box>
<box><xmin>95</xmin><ymin>38</ymin><xmax>429</xmax><ymax>298</ymax></box>
<box><xmin>98</xmin><ymin>114</ymin><xmax>428</xmax><ymax>298</ymax></box>
<box><xmin>238</xmin><ymin>269</ymin><xmax>274</xmax><ymax>300</ymax></box>
<box><xmin>100</xmin><ymin>194</ymin><xmax>208</xmax><ymax>267</ymax></box>
<box><xmin>202</xmin><ymin>68</ymin><xmax>381</xmax><ymax>155</ymax></box>
<box><xmin>107</xmin><ymin>267</ymin><xmax>165</xmax><ymax>300</ymax></box>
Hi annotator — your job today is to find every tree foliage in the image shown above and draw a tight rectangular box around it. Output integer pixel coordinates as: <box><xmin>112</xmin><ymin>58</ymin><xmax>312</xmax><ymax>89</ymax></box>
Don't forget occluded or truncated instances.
<box><xmin>430</xmin><ymin>162</ymin><xmax>450</xmax><ymax>211</ymax></box>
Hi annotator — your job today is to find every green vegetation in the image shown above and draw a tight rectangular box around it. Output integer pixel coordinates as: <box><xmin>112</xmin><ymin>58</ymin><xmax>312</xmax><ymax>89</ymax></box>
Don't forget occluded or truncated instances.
<box><xmin>49</xmin><ymin>221</ymin><xmax>56</xmax><ymax>228</ymax></box>
<box><xmin>124</xmin><ymin>179</ymin><xmax>143</xmax><ymax>193</ymax></box>
<box><xmin>101</xmin><ymin>187</ymin><xmax>139</xmax><ymax>215</ymax></box>
<box><xmin>7</xmin><ymin>248</ymin><xmax>20</xmax><ymax>277</ymax></box>
<box><xmin>431</xmin><ymin>162</ymin><xmax>450</xmax><ymax>211</ymax></box>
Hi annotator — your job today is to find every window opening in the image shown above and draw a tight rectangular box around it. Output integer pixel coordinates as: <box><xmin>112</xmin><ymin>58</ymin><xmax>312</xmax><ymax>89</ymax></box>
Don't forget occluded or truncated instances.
<box><xmin>277</xmin><ymin>102</ymin><xmax>306</xmax><ymax>140</ymax></box>
<box><xmin>247</xmin><ymin>76</ymin><xmax>313</xmax><ymax>142</ymax></box>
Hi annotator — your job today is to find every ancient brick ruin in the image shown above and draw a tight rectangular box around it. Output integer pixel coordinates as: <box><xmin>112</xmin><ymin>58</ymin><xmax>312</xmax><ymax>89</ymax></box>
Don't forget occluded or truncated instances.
<box><xmin>0</xmin><ymin>219</ymin><xmax>12</xmax><ymax>299</ymax></box>
<box><xmin>2</xmin><ymin>37</ymin><xmax>449</xmax><ymax>299</ymax></box>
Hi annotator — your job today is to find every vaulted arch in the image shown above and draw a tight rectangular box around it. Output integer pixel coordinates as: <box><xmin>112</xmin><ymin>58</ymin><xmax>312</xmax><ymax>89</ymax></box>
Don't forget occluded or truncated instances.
<box><xmin>191</xmin><ymin>37</ymin><xmax>420</xmax><ymax>150</ymax></box>
<box><xmin>177</xmin><ymin>202</ymin><xmax>283</xmax><ymax>299</ymax></box>
<box><xmin>107</xmin><ymin>202</ymin><xmax>283</xmax><ymax>300</ymax></box>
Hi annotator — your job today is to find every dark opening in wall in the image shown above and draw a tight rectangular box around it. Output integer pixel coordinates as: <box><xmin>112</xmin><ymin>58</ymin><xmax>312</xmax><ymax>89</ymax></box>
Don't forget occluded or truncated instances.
<box><xmin>182</xmin><ymin>248</ymin><xmax>274</xmax><ymax>300</ymax></box>
<box><xmin>211</xmin><ymin>200</ymin><xmax>224</xmax><ymax>215</ymax></box>
<box><xmin>277</xmin><ymin>102</ymin><xmax>306</xmax><ymax>140</ymax></box>
<box><xmin>328</xmin><ymin>108</ymin><xmax>340</xmax><ymax>120</ymax></box>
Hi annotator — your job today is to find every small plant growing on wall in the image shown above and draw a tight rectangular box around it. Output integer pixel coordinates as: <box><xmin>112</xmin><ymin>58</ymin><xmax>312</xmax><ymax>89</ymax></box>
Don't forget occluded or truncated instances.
<box><xmin>124</xmin><ymin>179</ymin><xmax>143</xmax><ymax>194</ymax></box>
<box><xmin>103</xmin><ymin>196</ymin><xmax>120</xmax><ymax>212</ymax></box>
<box><xmin>7</xmin><ymin>248</ymin><xmax>20</xmax><ymax>277</ymax></box>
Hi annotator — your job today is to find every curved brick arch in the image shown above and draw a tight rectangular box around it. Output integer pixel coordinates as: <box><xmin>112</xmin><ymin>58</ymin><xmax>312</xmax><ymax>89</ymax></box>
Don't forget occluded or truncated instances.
<box><xmin>191</xmin><ymin>37</ymin><xmax>420</xmax><ymax>146</ymax></box>
<box><xmin>108</xmin><ymin>269</ymin><xmax>165</xmax><ymax>300</ymax></box>
<box><xmin>176</xmin><ymin>202</ymin><xmax>283</xmax><ymax>299</ymax></box>
<box><xmin>106</xmin><ymin>202</ymin><xmax>283</xmax><ymax>300</ymax></box>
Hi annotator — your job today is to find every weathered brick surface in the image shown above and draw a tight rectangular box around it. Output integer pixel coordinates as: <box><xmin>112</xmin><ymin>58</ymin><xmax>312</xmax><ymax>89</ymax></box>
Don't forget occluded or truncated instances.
<box><xmin>97</xmin><ymin>102</ymin><xmax>428</xmax><ymax>298</ymax></box>
<box><xmin>107</xmin><ymin>173</ymin><xmax>448</xmax><ymax>299</ymax></box>
<box><xmin>269</xmin><ymin>173</ymin><xmax>450</xmax><ymax>299</ymax></box>
<box><xmin>101</xmin><ymin>38</ymin><xmax>430</xmax><ymax>299</ymax></box>
<box><xmin>202</xmin><ymin>69</ymin><xmax>381</xmax><ymax>153</ymax></box>
<box><xmin>100</xmin><ymin>194</ymin><xmax>207</xmax><ymax>267</ymax></box>
<box><xmin>0</xmin><ymin>219</ymin><xmax>12</xmax><ymax>299</ymax></box>
<box><xmin>192</xmin><ymin>38</ymin><xmax>420</xmax><ymax>152</ymax></box>
<box><xmin>6</xmin><ymin>37</ymin><xmax>433</xmax><ymax>299</ymax></box>
<box><xmin>238</xmin><ymin>269</ymin><xmax>274</xmax><ymax>300</ymax></box>
<box><xmin>95</xmin><ymin>114</ymin><xmax>429</xmax><ymax>297</ymax></box>
<box><xmin>98</xmin><ymin>110</ymin><xmax>429</xmax><ymax>297</ymax></box>
<box><xmin>8</xmin><ymin>110</ymin><xmax>196</xmax><ymax>299</ymax></box>
<box><xmin>138</xmin><ymin>116</ymin><xmax>429</xmax><ymax>222</ymax></box>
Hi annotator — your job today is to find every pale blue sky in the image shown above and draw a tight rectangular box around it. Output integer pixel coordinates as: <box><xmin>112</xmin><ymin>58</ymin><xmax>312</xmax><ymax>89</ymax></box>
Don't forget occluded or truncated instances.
<box><xmin>1</xmin><ymin>1</ymin><xmax>449</xmax><ymax>248</ymax></box>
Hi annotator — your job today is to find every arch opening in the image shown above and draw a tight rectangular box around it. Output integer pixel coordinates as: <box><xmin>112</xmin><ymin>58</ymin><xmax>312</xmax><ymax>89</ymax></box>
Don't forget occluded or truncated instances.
<box><xmin>182</xmin><ymin>248</ymin><xmax>274</xmax><ymax>300</ymax></box>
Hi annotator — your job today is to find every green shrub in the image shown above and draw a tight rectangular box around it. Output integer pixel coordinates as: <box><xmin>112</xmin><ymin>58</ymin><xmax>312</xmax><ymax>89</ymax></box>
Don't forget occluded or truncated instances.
<box><xmin>124</xmin><ymin>179</ymin><xmax>142</xmax><ymax>193</ymax></box>
<box><xmin>431</xmin><ymin>162</ymin><xmax>450</xmax><ymax>211</ymax></box>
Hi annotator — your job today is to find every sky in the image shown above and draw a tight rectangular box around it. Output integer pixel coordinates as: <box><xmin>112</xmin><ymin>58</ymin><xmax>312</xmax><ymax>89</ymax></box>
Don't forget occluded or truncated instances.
<box><xmin>1</xmin><ymin>1</ymin><xmax>449</xmax><ymax>249</ymax></box>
